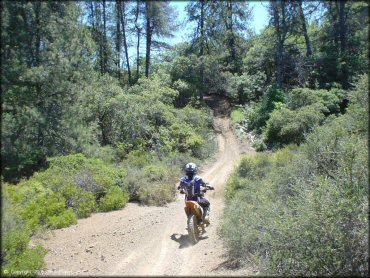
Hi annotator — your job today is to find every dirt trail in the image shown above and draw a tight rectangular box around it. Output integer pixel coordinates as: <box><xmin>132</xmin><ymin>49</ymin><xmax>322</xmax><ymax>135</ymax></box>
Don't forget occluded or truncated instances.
<box><xmin>37</xmin><ymin>95</ymin><xmax>255</xmax><ymax>277</ymax></box>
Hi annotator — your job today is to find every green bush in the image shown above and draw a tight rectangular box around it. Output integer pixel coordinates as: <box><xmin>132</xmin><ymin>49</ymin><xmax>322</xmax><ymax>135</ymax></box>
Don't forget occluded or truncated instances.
<box><xmin>98</xmin><ymin>186</ymin><xmax>129</xmax><ymax>212</ymax></box>
<box><xmin>246</xmin><ymin>85</ymin><xmax>285</xmax><ymax>132</ymax></box>
<box><xmin>226</xmin><ymin>71</ymin><xmax>267</xmax><ymax>104</ymax></box>
<box><xmin>237</xmin><ymin>153</ymin><xmax>271</xmax><ymax>179</ymax></box>
<box><xmin>221</xmin><ymin>77</ymin><xmax>368</xmax><ymax>275</ymax></box>
<box><xmin>2</xmin><ymin>223</ymin><xmax>46</xmax><ymax>277</ymax></box>
<box><xmin>230</xmin><ymin>109</ymin><xmax>245</xmax><ymax>127</ymax></box>
<box><xmin>264</xmin><ymin>104</ymin><xmax>326</xmax><ymax>146</ymax></box>
<box><xmin>47</xmin><ymin>208</ymin><xmax>77</xmax><ymax>229</ymax></box>
<box><xmin>286</xmin><ymin>87</ymin><xmax>344</xmax><ymax>114</ymax></box>
<box><xmin>138</xmin><ymin>182</ymin><xmax>177</xmax><ymax>206</ymax></box>
<box><xmin>252</xmin><ymin>139</ymin><xmax>267</xmax><ymax>152</ymax></box>
<box><xmin>2</xmin><ymin>245</ymin><xmax>46</xmax><ymax>277</ymax></box>
<box><xmin>59</xmin><ymin>184</ymin><xmax>96</xmax><ymax>218</ymax></box>
<box><xmin>21</xmin><ymin>193</ymin><xmax>75</xmax><ymax>230</ymax></box>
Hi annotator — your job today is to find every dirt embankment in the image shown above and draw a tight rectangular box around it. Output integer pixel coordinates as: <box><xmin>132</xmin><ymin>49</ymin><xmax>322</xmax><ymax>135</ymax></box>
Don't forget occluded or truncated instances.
<box><xmin>37</xmin><ymin>95</ymin><xmax>255</xmax><ymax>276</ymax></box>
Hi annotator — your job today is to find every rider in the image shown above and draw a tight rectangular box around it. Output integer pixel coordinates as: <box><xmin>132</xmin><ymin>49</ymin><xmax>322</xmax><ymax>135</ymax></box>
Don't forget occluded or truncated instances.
<box><xmin>178</xmin><ymin>162</ymin><xmax>213</xmax><ymax>225</ymax></box>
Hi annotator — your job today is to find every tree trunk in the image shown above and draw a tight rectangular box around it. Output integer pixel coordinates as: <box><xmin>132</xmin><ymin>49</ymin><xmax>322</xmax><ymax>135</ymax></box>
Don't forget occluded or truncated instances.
<box><xmin>339</xmin><ymin>0</ymin><xmax>346</xmax><ymax>53</ymax></box>
<box><xmin>199</xmin><ymin>0</ymin><xmax>205</xmax><ymax>100</ymax></box>
<box><xmin>135</xmin><ymin>0</ymin><xmax>141</xmax><ymax>80</ymax></box>
<box><xmin>102</xmin><ymin>0</ymin><xmax>107</xmax><ymax>73</ymax></box>
<box><xmin>120</xmin><ymin>1</ymin><xmax>132</xmax><ymax>84</ymax></box>
<box><xmin>115</xmin><ymin>0</ymin><xmax>121</xmax><ymax>80</ymax></box>
<box><xmin>338</xmin><ymin>0</ymin><xmax>348</xmax><ymax>87</ymax></box>
<box><xmin>227</xmin><ymin>1</ymin><xmax>236</xmax><ymax>72</ymax></box>
<box><xmin>34</xmin><ymin>1</ymin><xmax>41</xmax><ymax>67</ymax></box>
<box><xmin>34</xmin><ymin>1</ymin><xmax>44</xmax><ymax>148</ymax></box>
<box><xmin>298</xmin><ymin>0</ymin><xmax>312</xmax><ymax>57</ymax></box>
<box><xmin>145</xmin><ymin>2</ymin><xmax>152</xmax><ymax>78</ymax></box>
<box><xmin>94</xmin><ymin>2</ymin><xmax>104</xmax><ymax>74</ymax></box>
<box><xmin>272</xmin><ymin>1</ymin><xmax>283</xmax><ymax>88</ymax></box>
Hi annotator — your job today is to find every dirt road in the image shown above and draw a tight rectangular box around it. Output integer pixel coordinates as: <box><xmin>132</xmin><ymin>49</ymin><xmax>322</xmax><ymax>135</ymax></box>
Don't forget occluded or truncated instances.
<box><xmin>37</xmin><ymin>97</ymin><xmax>255</xmax><ymax>276</ymax></box>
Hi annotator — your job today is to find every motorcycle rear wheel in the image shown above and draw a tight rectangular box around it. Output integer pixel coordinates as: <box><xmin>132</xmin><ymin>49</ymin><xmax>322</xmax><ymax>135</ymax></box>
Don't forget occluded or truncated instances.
<box><xmin>187</xmin><ymin>214</ymin><xmax>199</xmax><ymax>244</ymax></box>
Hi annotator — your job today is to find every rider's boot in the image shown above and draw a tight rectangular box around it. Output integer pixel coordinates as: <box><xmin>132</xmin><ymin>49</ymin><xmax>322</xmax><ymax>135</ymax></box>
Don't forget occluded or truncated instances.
<box><xmin>204</xmin><ymin>207</ymin><xmax>210</xmax><ymax>225</ymax></box>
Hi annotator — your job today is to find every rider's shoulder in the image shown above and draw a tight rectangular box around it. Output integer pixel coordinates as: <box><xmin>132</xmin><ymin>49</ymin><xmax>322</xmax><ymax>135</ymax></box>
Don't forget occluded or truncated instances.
<box><xmin>194</xmin><ymin>175</ymin><xmax>203</xmax><ymax>181</ymax></box>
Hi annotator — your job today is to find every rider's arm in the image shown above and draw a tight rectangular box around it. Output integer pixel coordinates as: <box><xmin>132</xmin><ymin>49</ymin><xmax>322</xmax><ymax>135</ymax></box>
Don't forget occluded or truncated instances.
<box><xmin>199</xmin><ymin>177</ymin><xmax>214</xmax><ymax>190</ymax></box>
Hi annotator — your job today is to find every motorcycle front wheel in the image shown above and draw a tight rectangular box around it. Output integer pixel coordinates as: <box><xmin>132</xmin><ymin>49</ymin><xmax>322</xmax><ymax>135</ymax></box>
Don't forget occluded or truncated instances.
<box><xmin>187</xmin><ymin>214</ymin><xmax>199</xmax><ymax>244</ymax></box>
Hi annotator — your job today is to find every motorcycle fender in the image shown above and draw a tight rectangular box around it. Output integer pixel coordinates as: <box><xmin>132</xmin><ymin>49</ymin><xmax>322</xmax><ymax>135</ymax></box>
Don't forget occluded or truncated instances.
<box><xmin>185</xmin><ymin>201</ymin><xmax>203</xmax><ymax>221</ymax></box>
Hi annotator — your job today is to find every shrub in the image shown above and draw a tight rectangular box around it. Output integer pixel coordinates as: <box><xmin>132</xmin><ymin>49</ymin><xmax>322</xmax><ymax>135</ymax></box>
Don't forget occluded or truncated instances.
<box><xmin>226</xmin><ymin>71</ymin><xmax>267</xmax><ymax>104</ymax></box>
<box><xmin>222</xmin><ymin>75</ymin><xmax>369</xmax><ymax>275</ymax></box>
<box><xmin>252</xmin><ymin>139</ymin><xmax>267</xmax><ymax>152</ymax></box>
<box><xmin>2</xmin><ymin>245</ymin><xmax>46</xmax><ymax>277</ymax></box>
<box><xmin>138</xmin><ymin>182</ymin><xmax>176</xmax><ymax>206</ymax></box>
<box><xmin>221</xmin><ymin>98</ymin><xmax>368</xmax><ymax>276</ymax></box>
<box><xmin>230</xmin><ymin>109</ymin><xmax>245</xmax><ymax>127</ymax></box>
<box><xmin>246</xmin><ymin>85</ymin><xmax>285</xmax><ymax>132</ymax></box>
<box><xmin>21</xmin><ymin>193</ymin><xmax>76</xmax><ymax>230</ymax></box>
<box><xmin>98</xmin><ymin>186</ymin><xmax>129</xmax><ymax>212</ymax></box>
<box><xmin>264</xmin><ymin>104</ymin><xmax>325</xmax><ymax>146</ymax></box>
<box><xmin>237</xmin><ymin>153</ymin><xmax>271</xmax><ymax>179</ymax></box>
<box><xmin>286</xmin><ymin>87</ymin><xmax>344</xmax><ymax>114</ymax></box>
<box><xmin>47</xmin><ymin>208</ymin><xmax>77</xmax><ymax>229</ymax></box>
<box><xmin>2</xmin><ymin>221</ymin><xmax>46</xmax><ymax>277</ymax></box>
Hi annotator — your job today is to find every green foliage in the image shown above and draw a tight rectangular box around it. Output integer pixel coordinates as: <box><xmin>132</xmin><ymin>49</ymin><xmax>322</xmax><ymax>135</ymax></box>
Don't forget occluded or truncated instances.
<box><xmin>227</xmin><ymin>72</ymin><xmax>267</xmax><ymax>104</ymax></box>
<box><xmin>245</xmin><ymin>85</ymin><xmax>285</xmax><ymax>132</ymax></box>
<box><xmin>98</xmin><ymin>186</ymin><xmax>129</xmax><ymax>212</ymax></box>
<box><xmin>286</xmin><ymin>87</ymin><xmax>345</xmax><ymax>114</ymax></box>
<box><xmin>2</xmin><ymin>206</ymin><xmax>46</xmax><ymax>276</ymax></box>
<box><xmin>21</xmin><ymin>193</ymin><xmax>75</xmax><ymax>230</ymax></box>
<box><xmin>264</xmin><ymin>104</ymin><xmax>326</xmax><ymax>146</ymax></box>
<box><xmin>230</xmin><ymin>109</ymin><xmax>244</xmax><ymax>127</ymax></box>
<box><xmin>221</xmin><ymin>76</ymin><xmax>369</xmax><ymax>276</ymax></box>
<box><xmin>138</xmin><ymin>182</ymin><xmax>177</xmax><ymax>206</ymax></box>
<box><xmin>121</xmin><ymin>156</ymin><xmax>183</xmax><ymax>206</ymax></box>
<box><xmin>47</xmin><ymin>208</ymin><xmax>77</xmax><ymax>229</ymax></box>
<box><xmin>2</xmin><ymin>245</ymin><xmax>46</xmax><ymax>277</ymax></box>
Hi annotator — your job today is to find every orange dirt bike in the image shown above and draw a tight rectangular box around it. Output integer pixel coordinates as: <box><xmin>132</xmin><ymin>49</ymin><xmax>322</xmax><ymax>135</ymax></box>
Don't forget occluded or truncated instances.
<box><xmin>179</xmin><ymin>183</ymin><xmax>214</xmax><ymax>244</ymax></box>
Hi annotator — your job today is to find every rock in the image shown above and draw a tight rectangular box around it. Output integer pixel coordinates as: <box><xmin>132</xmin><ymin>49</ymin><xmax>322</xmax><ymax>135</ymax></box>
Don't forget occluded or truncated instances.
<box><xmin>83</xmin><ymin>269</ymin><xmax>88</xmax><ymax>272</ymax></box>
<box><xmin>204</xmin><ymin>253</ymin><xmax>208</xmax><ymax>255</ymax></box>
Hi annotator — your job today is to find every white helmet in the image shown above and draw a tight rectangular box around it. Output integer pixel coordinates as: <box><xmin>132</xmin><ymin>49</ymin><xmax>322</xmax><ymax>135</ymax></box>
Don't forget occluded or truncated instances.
<box><xmin>185</xmin><ymin>162</ymin><xmax>198</xmax><ymax>175</ymax></box>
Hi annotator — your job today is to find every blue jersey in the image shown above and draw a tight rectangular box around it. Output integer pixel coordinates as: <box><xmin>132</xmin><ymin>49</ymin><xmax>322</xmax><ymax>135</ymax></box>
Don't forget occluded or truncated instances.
<box><xmin>180</xmin><ymin>175</ymin><xmax>204</xmax><ymax>196</ymax></box>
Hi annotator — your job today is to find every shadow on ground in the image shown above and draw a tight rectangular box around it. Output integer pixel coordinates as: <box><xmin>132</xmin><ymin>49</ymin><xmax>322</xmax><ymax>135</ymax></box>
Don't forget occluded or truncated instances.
<box><xmin>170</xmin><ymin>233</ymin><xmax>208</xmax><ymax>249</ymax></box>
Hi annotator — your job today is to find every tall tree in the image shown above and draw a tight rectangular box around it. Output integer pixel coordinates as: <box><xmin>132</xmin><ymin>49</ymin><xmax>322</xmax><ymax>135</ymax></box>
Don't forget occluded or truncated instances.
<box><xmin>1</xmin><ymin>1</ymin><xmax>95</xmax><ymax>181</ymax></box>
<box><xmin>186</xmin><ymin>0</ymin><xmax>212</xmax><ymax>98</ymax></box>
<box><xmin>117</xmin><ymin>0</ymin><xmax>132</xmax><ymax>84</ymax></box>
<box><xmin>216</xmin><ymin>0</ymin><xmax>251</xmax><ymax>72</ymax></box>
<box><xmin>297</xmin><ymin>0</ymin><xmax>312</xmax><ymax>57</ymax></box>
<box><xmin>115</xmin><ymin>0</ymin><xmax>122</xmax><ymax>80</ymax></box>
<box><xmin>269</xmin><ymin>0</ymin><xmax>286</xmax><ymax>88</ymax></box>
<box><xmin>85</xmin><ymin>1</ymin><xmax>112</xmax><ymax>75</ymax></box>
<box><xmin>144</xmin><ymin>1</ymin><xmax>177</xmax><ymax>77</ymax></box>
<box><xmin>132</xmin><ymin>0</ymin><xmax>144</xmax><ymax>80</ymax></box>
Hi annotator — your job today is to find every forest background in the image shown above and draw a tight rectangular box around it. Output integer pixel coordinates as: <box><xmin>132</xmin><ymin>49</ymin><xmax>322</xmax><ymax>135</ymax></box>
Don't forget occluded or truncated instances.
<box><xmin>1</xmin><ymin>1</ymin><xmax>368</xmax><ymax>276</ymax></box>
